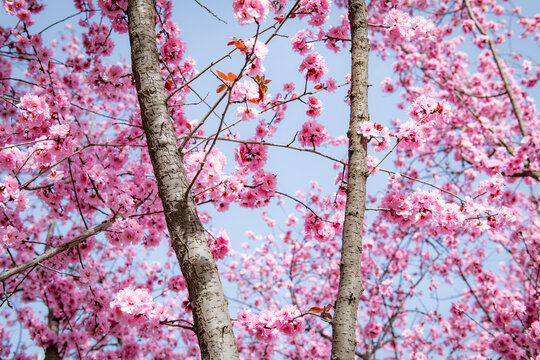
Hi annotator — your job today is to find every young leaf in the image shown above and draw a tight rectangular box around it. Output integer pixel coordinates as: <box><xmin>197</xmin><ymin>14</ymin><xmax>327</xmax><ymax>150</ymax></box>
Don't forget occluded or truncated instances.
<box><xmin>216</xmin><ymin>70</ymin><xmax>228</xmax><ymax>81</ymax></box>
<box><xmin>216</xmin><ymin>84</ymin><xmax>227</xmax><ymax>93</ymax></box>
<box><xmin>234</xmin><ymin>41</ymin><xmax>247</xmax><ymax>51</ymax></box>
<box><xmin>228</xmin><ymin>72</ymin><xmax>237</xmax><ymax>82</ymax></box>
<box><xmin>308</xmin><ymin>306</ymin><xmax>323</xmax><ymax>313</ymax></box>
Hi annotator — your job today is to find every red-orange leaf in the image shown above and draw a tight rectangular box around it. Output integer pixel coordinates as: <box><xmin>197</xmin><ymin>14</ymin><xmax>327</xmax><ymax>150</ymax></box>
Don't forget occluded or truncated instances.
<box><xmin>234</xmin><ymin>41</ymin><xmax>247</xmax><ymax>51</ymax></box>
<box><xmin>228</xmin><ymin>72</ymin><xmax>237</xmax><ymax>81</ymax></box>
<box><xmin>314</xmin><ymin>84</ymin><xmax>323</xmax><ymax>90</ymax></box>
<box><xmin>216</xmin><ymin>84</ymin><xmax>227</xmax><ymax>93</ymax></box>
<box><xmin>216</xmin><ymin>70</ymin><xmax>228</xmax><ymax>81</ymax></box>
<box><xmin>308</xmin><ymin>306</ymin><xmax>323</xmax><ymax>313</ymax></box>
<box><xmin>323</xmin><ymin>313</ymin><xmax>333</xmax><ymax>320</ymax></box>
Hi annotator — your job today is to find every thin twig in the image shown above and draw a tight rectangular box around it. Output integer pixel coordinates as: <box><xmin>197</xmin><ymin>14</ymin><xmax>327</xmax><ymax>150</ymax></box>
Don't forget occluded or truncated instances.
<box><xmin>192</xmin><ymin>0</ymin><xmax>227</xmax><ymax>24</ymax></box>
<box><xmin>182</xmin><ymin>135</ymin><xmax>346</xmax><ymax>165</ymax></box>
<box><xmin>463</xmin><ymin>0</ymin><xmax>526</xmax><ymax>136</ymax></box>
<box><xmin>379</xmin><ymin>168</ymin><xmax>464</xmax><ymax>202</ymax></box>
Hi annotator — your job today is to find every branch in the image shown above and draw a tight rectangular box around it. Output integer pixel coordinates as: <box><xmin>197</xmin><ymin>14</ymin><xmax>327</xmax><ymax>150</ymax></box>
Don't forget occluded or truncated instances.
<box><xmin>463</xmin><ymin>0</ymin><xmax>526</xmax><ymax>136</ymax></box>
<box><xmin>0</xmin><ymin>219</ymin><xmax>115</xmax><ymax>283</ymax></box>
<box><xmin>182</xmin><ymin>135</ymin><xmax>346</xmax><ymax>165</ymax></box>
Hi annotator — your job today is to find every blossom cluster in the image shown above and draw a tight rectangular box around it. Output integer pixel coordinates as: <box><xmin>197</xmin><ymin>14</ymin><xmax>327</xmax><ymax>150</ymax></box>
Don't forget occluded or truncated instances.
<box><xmin>299</xmin><ymin>52</ymin><xmax>328</xmax><ymax>82</ymax></box>
<box><xmin>208</xmin><ymin>228</ymin><xmax>232</xmax><ymax>260</ymax></box>
<box><xmin>298</xmin><ymin>120</ymin><xmax>328</xmax><ymax>147</ymax></box>
<box><xmin>236</xmin><ymin>305</ymin><xmax>305</xmax><ymax>341</ymax></box>
<box><xmin>110</xmin><ymin>287</ymin><xmax>170</xmax><ymax>326</ymax></box>
<box><xmin>233</xmin><ymin>0</ymin><xmax>270</xmax><ymax>25</ymax></box>
<box><xmin>383</xmin><ymin>9</ymin><xmax>434</xmax><ymax>43</ymax></box>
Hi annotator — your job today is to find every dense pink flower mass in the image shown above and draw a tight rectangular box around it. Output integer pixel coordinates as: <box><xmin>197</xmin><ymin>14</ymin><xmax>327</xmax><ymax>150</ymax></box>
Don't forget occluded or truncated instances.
<box><xmin>0</xmin><ymin>0</ymin><xmax>539</xmax><ymax>359</ymax></box>
<box><xmin>233</xmin><ymin>0</ymin><xmax>270</xmax><ymax>25</ymax></box>
<box><xmin>298</xmin><ymin>120</ymin><xmax>328</xmax><ymax>147</ymax></box>
<box><xmin>235</xmin><ymin>140</ymin><xmax>268</xmax><ymax>172</ymax></box>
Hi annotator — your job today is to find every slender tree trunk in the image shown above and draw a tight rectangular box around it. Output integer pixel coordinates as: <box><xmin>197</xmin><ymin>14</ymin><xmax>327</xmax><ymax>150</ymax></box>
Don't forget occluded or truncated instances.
<box><xmin>45</xmin><ymin>221</ymin><xmax>61</xmax><ymax>360</ymax></box>
<box><xmin>45</xmin><ymin>308</ymin><xmax>61</xmax><ymax>360</ymax></box>
<box><xmin>127</xmin><ymin>1</ymin><xmax>239</xmax><ymax>359</ymax></box>
<box><xmin>331</xmin><ymin>0</ymin><xmax>369</xmax><ymax>358</ymax></box>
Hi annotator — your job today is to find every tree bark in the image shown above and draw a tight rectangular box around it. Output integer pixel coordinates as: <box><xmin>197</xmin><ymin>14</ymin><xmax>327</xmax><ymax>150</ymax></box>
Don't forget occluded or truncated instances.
<box><xmin>126</xmin><ymin>1</ymin><xmax>239</xmax><ymax>359</ymax></box>
<box><xmin>45</xmin><ymin>308</ymin><xmax>61</xmax><ymax>360</ymax></box>
<box><xmin>331</xmin><ymin>0</ymin><xmax>369</xmax><ymax>359</ymax></box>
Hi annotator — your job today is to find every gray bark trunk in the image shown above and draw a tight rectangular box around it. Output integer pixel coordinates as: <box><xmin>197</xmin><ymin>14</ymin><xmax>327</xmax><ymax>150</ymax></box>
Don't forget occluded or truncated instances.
<box><xmin>45</xmin><ymin>307</ymin><xmax>61</xmax><ymax>360</ymax></box>
<box><xmin>331</xmin><ymin>0</ymin><xmax>369</xmax><ymax>359</ymax></box>
<box><xmin>126</xmin><ymin>1</ymin><xmax>239</xmax><ymax>359</ymax></box>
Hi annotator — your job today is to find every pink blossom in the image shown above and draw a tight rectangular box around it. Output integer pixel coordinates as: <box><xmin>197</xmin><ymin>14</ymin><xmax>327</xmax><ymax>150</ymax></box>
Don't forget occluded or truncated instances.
<box><xmin>299</xmin><ymin>52</ymin><xmax>328</xmax><ymax>82</ymax></box>
<box><xmin>381</xmin><ymin>77</ymin><xmax>394</xmax><ymax>93</ymax></box>
<box><xmin>291</xmin><ymin>29</ymin><xmax>315</xmax><ymax>55</ymax></box>
<box><xmin>296</xmin><ymin>0</ymin><xmax>331</xmax><ymax>26</ymax></box>
<box><xmin>235</xmin><ymin>140</ymin><xmax>268</xmax><ymax>172</ymax></box>
<box><xmin>358</xmin><ymin>122</ymin><xmax>379</xmax><ymax>138</ymax></box>
<box><xmin>493</xmin><ymin>5</ymin><xmax>504</xmax><ymax>16</ymax></box>
<box><xmin>298</xmin><ymin>120</ymin><xmax>328</xmax><ymax>147</ymax></box>
<box><xmin>366</xmin><ymin>154</ymin><xmax>378</xmax><ymax>172</ymax></box>
<box><xmin>275</xmin><ymin>305</ymin><xmax>304</xmax><ymax>335</ymax></box>
<box><xmin>252</xmin><ymin>170</ymin><xmax>276</xmax><ymax>198</ymax></box>
<box><xmin>396</xmin><ymin>119</ymin><xmax>423</xmax><ymax>146</ymax></box>
<box><xmin>242</xmin><ymin>38</ymin><xmax>268</xmax><ymax>60</ymax></box>
<box><xmin>325</xmin><ymin>78</ymin><xmax>337</xmax><ymax>92</ymax></box>
<box><xmin>18</xmin><ymin>93</ymin><xmax>50</xmax><ymax>127</ymax></box>
<box><xmin>110</xmin><ymin>287</ymin><xmax>155</xmax><ymax>325</ymax></box>
<box><xmin>236</xmin><ymin>106</ymin><xmax>260</xmax><ymax>121</ymax></box>
<box><xmin>78</xmin><ymin>266</ymin><xmax>99</xmax><ymax>285</ymax></box>
<box><xmin>167</xmin><ymin>275</ymin><xmax>186</xmax><ymax>292</ymax></box>
<box><xmin>184</xmin><ymin>148</ymin><xmax>227</xmax><ymax>190</ymax></box>
<box><xmin>283</xmin><ymin>82</ymin><xmax>295</xmax><ymax>92</ymax></box>
<box><xmin>233</xmin><ymin>0</ymin><xmax>270</xmax><ymax>25</ymax></box>
<box><xmin>325</xmin><ymin>14</ymin><xmax>350</xmax><ymax>52</ymax></box>
<box><xmin>364</xmin><ymin>321</ymin><xmax>382</xmax><ymax>338</ymax></box>
<box><xmin>461</xmin><ymin>19</ymin><xmax>474</xmax><ymax>34</ymax></box>
<box><xmin>231</xmin><ymin>80</ymin><xmax>261</xmax><ymax>102</ymax></box>
<box><xmin>107</xmin><ymin>218</ymin><xmax>144</xmax><ymax>246</ymax></box>
<box><xmin>477</xmin><ymin>173</ymin><xmax>505</xmax><ymax>199</ymax></box>
<box><xmin>0</xmin><ymin>147</ymin><xmax>25</xmax><ymax>171</ymax></box>
<box><xmin>49</xmin><ymin>124</ymin><xmax>70</xmax><ymax>138</ymax></box>
<box><xmin>208</xmin><ymin>229</ymin><xmax>231</xmax><ymax>260</ymax></box>
<box><xmin>306</xmin><ymin>96</ymin><xmax>323</xmax><ymax>118</ymax></box>
<box><xmin>104</xmin><ymin>65</ymin><xmax>123</xmax><ymax>82</ymax></box>
<box><xmin>161</xmin><ymin>37</ymin><xmax>186</xmax><ymax>63</ymax></box>
<box><xmin>384</xmin><ymin>9</ymin><xmax>414</xmax><ymax>42</ymax></box>
<box><xmin>82</xmin><ymin>22</ymin><xmax>114</xmax><ymax>56</ymax></box>
<box><xmin>380</xmin><ymin>278</ymin><xmax>393</xmax><ymax>297</ymax></box>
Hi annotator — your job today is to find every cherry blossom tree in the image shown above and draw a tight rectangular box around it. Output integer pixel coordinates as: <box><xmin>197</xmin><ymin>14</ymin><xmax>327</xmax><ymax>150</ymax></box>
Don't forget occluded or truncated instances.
<box><xmin>0</xmin><ymin>0</ymin><xmax>538</xmax><ymax>359</ymax></box>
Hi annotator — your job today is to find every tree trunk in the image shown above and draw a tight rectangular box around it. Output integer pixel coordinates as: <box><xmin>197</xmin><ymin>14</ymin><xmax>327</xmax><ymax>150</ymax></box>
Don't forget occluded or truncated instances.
<box><xmin>126</xmin><ymin>1</ymin><xmax>239</xmax><ymax>359</ymax></box>
<box><xmin>45</xmin><ymin>308</ymin><xmax>61</xmax><ymax>360</ymax></box>
<box><xmin>331</xmin><ymin>0</ymin><xmax>369</xmax><ymax>359</ymax></box>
